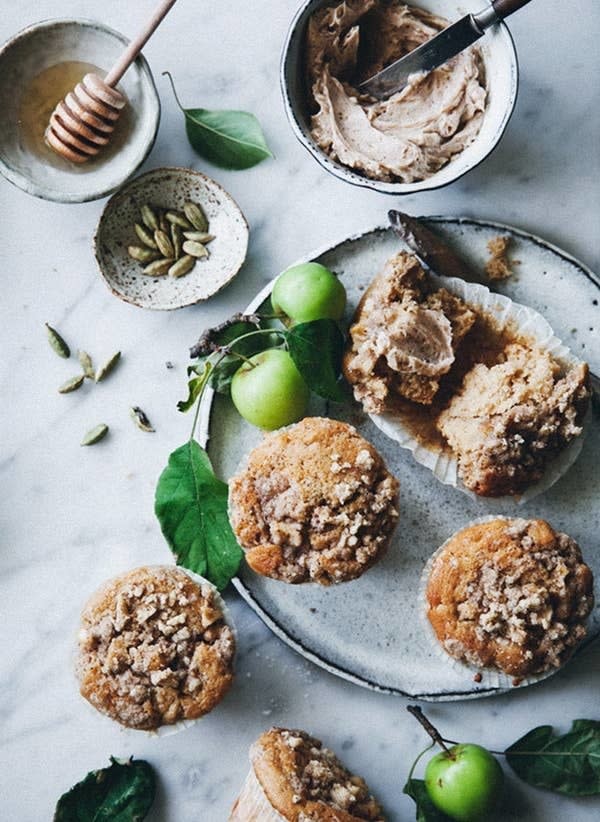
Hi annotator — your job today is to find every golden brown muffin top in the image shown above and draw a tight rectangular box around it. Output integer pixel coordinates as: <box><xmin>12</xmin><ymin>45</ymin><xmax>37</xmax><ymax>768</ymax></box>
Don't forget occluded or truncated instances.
<box><xmin>251</xmin><ymin>728</ymin><xmax>385</xmax><ymax>821</ymax></box>
<box><xmin>426</xmin><ymin>519</ymin><xmax>594</xmax><ymax>678</ymax></box>
<box><xmin>228</xmin><ymin>417</ymin><xmax>399</xmax><ymax>585</ymax></box>
<box><xmin>76</xmin><ymin>566</ymin><xmax>235</xmax><ymax>730</ymax></box>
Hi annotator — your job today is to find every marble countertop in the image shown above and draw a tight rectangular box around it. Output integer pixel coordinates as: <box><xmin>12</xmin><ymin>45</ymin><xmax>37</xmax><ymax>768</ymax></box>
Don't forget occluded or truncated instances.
<box><xmin>2</xmin><ymin>1</ymin><xmax>599</xmax><ymax>820</ymax></box>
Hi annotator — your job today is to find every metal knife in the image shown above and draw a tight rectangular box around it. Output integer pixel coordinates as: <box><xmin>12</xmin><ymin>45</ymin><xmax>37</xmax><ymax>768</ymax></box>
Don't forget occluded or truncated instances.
<box><xmin>359</xmin><ymin>0</ymin><xmax>532</xmax><ymax>100</ymax></box>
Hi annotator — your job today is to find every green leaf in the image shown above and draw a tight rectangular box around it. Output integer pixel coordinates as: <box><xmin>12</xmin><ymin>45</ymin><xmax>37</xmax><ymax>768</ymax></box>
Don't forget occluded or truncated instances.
<box><xmin>178</xmin><ymin>361</ymin><xmax>213</xmax><ymax>412</ymax></box>
<box><xmin>155</xmin><ymin>440</ymin><xmax>242</xmax><ymax>591</ymax></box>
<box><xmin>54</xmin><ymin>757</ymin><xmax>155</xmax><ymax>822</ymax></box>
<box><xmin>403</xmin><ymin>779</ymin><xmax>453</xmax><ymax>822</ymax></box>
<box><xmin>164</xmin><ymin>72</ymin><xmax>272</xmax><ymax>170</ymax></box>
<box><xmin>287</xmin><ymin>319</ymin><xmax>347</xmax><ymax>402</ymax></box>
<box><xmin>505</xmin><ymin>720</ymin><xmax>600</xmax><ymax>796</ymax></box>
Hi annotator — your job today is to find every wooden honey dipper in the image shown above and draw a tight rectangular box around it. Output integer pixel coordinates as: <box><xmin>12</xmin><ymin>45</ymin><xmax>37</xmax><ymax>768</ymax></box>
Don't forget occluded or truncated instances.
<box><xmin>46</xmin><ymin>0</ymin><xmax>178</xmax><ymax>163</ymax></box>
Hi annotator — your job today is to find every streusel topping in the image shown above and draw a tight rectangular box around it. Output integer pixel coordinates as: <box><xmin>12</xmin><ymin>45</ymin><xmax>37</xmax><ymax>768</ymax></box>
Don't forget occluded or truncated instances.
<box><xmin>426</xmin><ymin>519</ymin><xmax>594</xmax><ymax>678</ymax></box>
<box><xmin>228</xmin><ymin>418</ymin><xmax>399</xmax><ymax>585</ymax></box>
<box><xmin>77</xmin><ymin>566</ymin><xmax>235</xmax><ymax>730</ymax></box>
<box><xmin>252</xmin><ymin>728</ymin><xmax>384</xmax><ymax>820</ymax></box>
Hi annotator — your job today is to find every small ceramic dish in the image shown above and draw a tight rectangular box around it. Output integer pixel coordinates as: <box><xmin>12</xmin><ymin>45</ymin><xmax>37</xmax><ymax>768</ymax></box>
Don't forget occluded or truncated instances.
<box><xmin>0</xmin><ymin>18</ymin><xmax>160</xmax><ymax>203</ymax></box>
<box><xmin>281</xmin><ymin>0</ymin><xmax>518</xmax><ymax>195</ymax></box>
<box><xmin>94</xmin><ymin>167</ymin><xmax>249</xmax><ymax>310</ymax></box>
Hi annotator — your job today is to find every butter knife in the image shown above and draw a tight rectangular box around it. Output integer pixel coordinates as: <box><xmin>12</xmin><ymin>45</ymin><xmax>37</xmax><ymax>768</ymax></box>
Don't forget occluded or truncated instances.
<box><xmin>359</xmin><ymin>0</ymin><xmax>532</xmax><ymax>100</ymax></box>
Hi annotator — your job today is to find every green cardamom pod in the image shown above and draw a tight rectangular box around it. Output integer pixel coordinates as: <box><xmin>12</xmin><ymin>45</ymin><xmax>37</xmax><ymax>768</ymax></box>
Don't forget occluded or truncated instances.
<box><xmin>154</xmin><ymin>229</ymin><xmax>175</xmax><ymax>259</ymax></box>
<box><xmin>168</xmin><ymin>255</ymin><xmax>196</xmax><ymax>278</ymax></box>
<box><xmin>130</xmin><ymin>406</ymin><xmax>155</xmax><ymax>432</ymax></box>
<box><xmin>45</xmin><ymin>322</ymin><xmax>70</xmax><ymax>358</ymax></box>
<box><xmin>128</xmin><ymin>245</ymin><xmax>159</xmax><ymax>263</ymax></box>
<box><xmin>140</xmin><ymin>204</ymin><xmax>159</xmax><ymax>231</ymax></box>
<box><xmin>165</xmin><ymin>210</ymin><xmax>192</xmax><ymax>229</ymax></box>
<box><xmin>58</xmin><ymin>374</ymin><xmax>85</xmax><ymax>394</ymax></box>
<box><xmin>182</xmin><ymin>240</ymin><xmax>209</xmax><ymax>259</ymax></box>
<box><xmin>95</xmin><ymin>351</ymin><xmax>121</xmax><ymax>382</ymax></box>
<box><xmin>183</xmin><ymin>201</ymin><xmax>208</xmax><ymax>232</ymax></box>
<box><xmin>182</xmin><ymin>231</ymin><xmax>215</xmax><ymax>244</ymax></box>
<box><xmin>171</xmin><ymin>223</ymin><xmax>183</xmax><ymax>260</ymax></box>
<box><xmin>78</xmin><ymin>350</ymin><xmax>95</xmax><ymax>379</ymax></box>
<box><xmin>143</xmin><ymin>258</ymin><xmax>172</xmax><ymax>277</ymax></box>
<box><xmin>81</xmin><ymin>423</ymin><xmax>109</xmax><ymax>446</ymax></box>
<box><xmin>135</xmin><ymin>223</ymin><xmax>158</xmax><ymax>249</ymax></box>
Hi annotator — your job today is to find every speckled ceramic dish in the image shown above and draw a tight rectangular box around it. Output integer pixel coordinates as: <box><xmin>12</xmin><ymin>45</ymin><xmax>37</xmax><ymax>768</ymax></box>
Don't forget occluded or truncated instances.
<box><xmin>0</xmin><ymin>19</ymin><xmax>160</xmax><ymax>203</ymax></box>
<box><xmin>94</xmin><ymin>167</ymin><xmax>249</xmax><ymax>310</ymax></box>
<box><xmin>281</xmin><ymin>0</ymin><xmax>518</xmax><ymax>195</ymax></box>
<box><xmin>201</xmin><ymin>218</ymin><xmax>600</xmax><ymax>701</ymax></box>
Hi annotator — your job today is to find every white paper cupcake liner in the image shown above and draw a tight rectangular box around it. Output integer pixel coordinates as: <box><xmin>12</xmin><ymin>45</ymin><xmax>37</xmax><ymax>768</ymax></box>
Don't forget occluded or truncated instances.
<box><xmin>75</xmin><ymin>565</ymin><xmax>237</xmax><ymax>737</ymax></box>
<box><xmin>229</xmin><ymin>768</ymin><xmax>286</xmax><ymax>821</ymax></box>
<box><xmin>418</xmin><ymin>516</ymin><xmax>571</xmax><ymax>691</ymax></box>
<box><xmin>369</xmin><ymin>273</ymin><xmax>590</xmax><ymax>504</ymax></box>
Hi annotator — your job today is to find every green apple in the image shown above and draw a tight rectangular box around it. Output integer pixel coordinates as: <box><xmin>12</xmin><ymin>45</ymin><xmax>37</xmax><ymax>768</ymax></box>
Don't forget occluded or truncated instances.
<box><xmin>424</xmin><ymin>744</ymin><xmax>504</xmax><ymax>822</ymax></box>
<box><xmin>271</xmin><ymin>262</ymin><xmax>346</xmax><ymax>324</ymax></box>
<box><xmin>230</xmin><ymin>349</ymin><xmax>310</xmax><ymax>430</ymax></box>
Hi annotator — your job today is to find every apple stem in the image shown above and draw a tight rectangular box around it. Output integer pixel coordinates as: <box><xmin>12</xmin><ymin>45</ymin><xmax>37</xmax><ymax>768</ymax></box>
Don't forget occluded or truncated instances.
<box><xmin>407</xmin><ymin>706</ymin><xmax>455</xmax><ymax>758</ymax></box>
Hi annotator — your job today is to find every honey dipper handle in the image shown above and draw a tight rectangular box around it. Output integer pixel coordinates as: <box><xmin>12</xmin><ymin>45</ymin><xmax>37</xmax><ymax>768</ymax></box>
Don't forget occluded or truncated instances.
<box><xmin>104</xmin><ymin>0</ymin><xmax>178</xmax><ymax>87</ymax></box>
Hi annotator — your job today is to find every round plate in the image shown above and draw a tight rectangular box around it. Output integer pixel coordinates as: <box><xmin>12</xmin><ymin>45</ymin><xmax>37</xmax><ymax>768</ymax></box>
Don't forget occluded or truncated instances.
<box><xmin>94</xmin><ymin>167</ymin><xmax>249</xmax><ymax>310</ymax></box>
<box><xmin>202</xmin><ymin>218</ymin><xmax>600</xmax><ymax>701</ymax></box>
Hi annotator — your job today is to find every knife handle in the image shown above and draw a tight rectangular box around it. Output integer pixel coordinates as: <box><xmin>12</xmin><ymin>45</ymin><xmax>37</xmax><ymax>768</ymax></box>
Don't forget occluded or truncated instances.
<box><xmin>491</xmin><ymin>0</ymin><xmax>533</xmax><ymax>19</ymax></box>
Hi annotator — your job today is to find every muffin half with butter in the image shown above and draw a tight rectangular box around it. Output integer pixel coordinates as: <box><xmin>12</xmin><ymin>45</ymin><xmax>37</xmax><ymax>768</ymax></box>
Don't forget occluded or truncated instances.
<box><xmin>230</xmin><ymin>727</ymin><xmax>385</xmax><ymax>821</ymax></box>
<box><xmin>228</xmin><ymin>417</ymin><xmax>399</xmax><ymax>585</ymax></box>
<box><xmin>76</xmin><ymin>565</ymin><xmax>235</xmax><ymax>731</ymax></box>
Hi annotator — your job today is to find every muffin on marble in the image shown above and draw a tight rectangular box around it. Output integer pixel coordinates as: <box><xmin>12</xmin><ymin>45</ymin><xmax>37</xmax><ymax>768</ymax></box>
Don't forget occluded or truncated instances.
<box><xmin>229</xmin><ymin>727</ymin><xmax>385</xmax><ymax>821</ymax></box>
<box><xmin>228</xmin><ymin>417</ymin><xmax>399</xmax><ymax>585</ymax></box>
<box><xmin>425</xmin><ymin>518</ymin><xmax>594</xmax><ymax>679</ymax></box>
<box><xmin>76</xmin><ymin>565</ymin><xmax>235</xmax><ymax>730</ymax></box>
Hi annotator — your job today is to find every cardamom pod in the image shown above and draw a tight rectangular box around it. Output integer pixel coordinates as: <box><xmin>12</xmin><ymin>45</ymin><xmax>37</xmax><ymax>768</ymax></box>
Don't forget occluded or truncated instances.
<box><xmin>165</xmin><ymin>210</ymin><xmax>192</xmax><ymax>229</ymax></box>
<box><xmin>135</xmin><ymin>223</ymin><xmax>158</xmax><ymax>249</ymax></box>
<box><xmin>154</xmin><ymin>229</ymin><xmax>175</xmax><ymax>259</ymax></box>
<box><xmin>130</xmin><ymin>406</ymin><xmax>155</xmax><ymax>432</ymax></box>
<box><xmin>45</xmin><ymin>322</ymin><xmax>70</xmax><ymax>358</ymax></box>
<box><xmin>183</xmin><ymin>232</ymin><xmax>215</xmax><ymax>244</ymax></box>
<box><xmin>95</xmin><ymin>351</ymin><xmax>121</xmax><ymax>382</ymax></box>
<box><xmin>183</xmin><ymin>201</ymin><xmax>208</xmax><ymax>232</ymax></box>
<box><xmin>143</xmin><ymin>258</ymin><xmax>172</xmax><ymax>277</ymax></box>
<box><xmin>58</xmin><ymin>374</ymin><xmax>85</xmax><ymax>394</ymax></box>
<box><xmin>182</xmin><ymin>240</ymin><xmax>209</xmax><ymax>259</ymax></box>
<box><xmin>171</xmin><ymin>223</ymin><xmax>183</xmax><ymax>259</ymax></box>
<box><xmin>159</xmin><ymin>211</ymin><xmax>170</xmax><ymax>234</ymax></box>
<box><xmin>78</xmin><ymin>350</ymin><xmax>95</xmax><ymax>379</ymax></box>
<box><xmin>140</xmin><ymin>204</ymin><xmax>159</xmax><ymax>231</ymax></box>
<box><xmin>81</xmin><ymin>423</ymin><xmax>109</xmax><ymax>446</ymax></box>
<box><xmin>128</xmin><ymin>245</ymin><xmax>159</xmax><ymax>263</ymax></box>
<box><xmin>168</xmin><ymin>255</ymin><xmax>196</xmax><ymax>278</ymax></box>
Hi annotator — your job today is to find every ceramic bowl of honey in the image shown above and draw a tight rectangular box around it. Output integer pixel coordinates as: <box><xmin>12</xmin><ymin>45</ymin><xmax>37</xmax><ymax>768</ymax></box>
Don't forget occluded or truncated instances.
<box><xmin>0</xmin><ymin>19</ymin><xmax>160</xmax><ymax>203</ymax></box>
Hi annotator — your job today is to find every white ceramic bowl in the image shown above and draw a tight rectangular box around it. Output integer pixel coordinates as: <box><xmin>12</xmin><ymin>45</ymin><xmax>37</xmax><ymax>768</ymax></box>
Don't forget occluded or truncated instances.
<box><xmin>0</xmin><ymin>19</ymin><xmax>160</xmax><ymax>203</ymax></box>
<box><xmin>281</xmin><ymin>0</ymin><xmax>518</xmax><ymax>195</ymax></box>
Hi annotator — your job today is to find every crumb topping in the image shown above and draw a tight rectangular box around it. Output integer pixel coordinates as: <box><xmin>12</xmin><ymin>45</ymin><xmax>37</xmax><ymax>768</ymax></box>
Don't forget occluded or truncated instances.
<box><xmin>485</xmin><ymin>235</ymin><xmax>518</xmax><ymax>281</ymax></box>
<box><xmin>427</xmin><ymin>519</ymin><xmax>594</xmax><ymax>677</ymax></box>
<box><xmin>77</xmin><ymin>566</ymin><xmax>235</xmax><ymax>730</ymax></box>
<box><xmin>229</xmin><ymin>418</ymin><xmax>399</xmax><ymax>585</ymax></box>
<box><xmin>437</xmin><ymin>344</ymin><xmax>590</xmax><ymax>496</ymax></box>
<box><xmin>253</xmin><ymin>728</ymin><xmax>384</xmax><ymax>820</ymax></box>
<box><xmin>343</xmin><ymin>252</ymin><xmax>476</xmax><ymax>410</ymax></box>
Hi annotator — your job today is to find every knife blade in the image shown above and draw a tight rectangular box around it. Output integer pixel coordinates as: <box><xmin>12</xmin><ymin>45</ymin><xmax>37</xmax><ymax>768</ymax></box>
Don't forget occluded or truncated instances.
<box><xmin>359</xmin><ymin>0</ymin><xmax>532</xmax><ymax>101</ymax></box>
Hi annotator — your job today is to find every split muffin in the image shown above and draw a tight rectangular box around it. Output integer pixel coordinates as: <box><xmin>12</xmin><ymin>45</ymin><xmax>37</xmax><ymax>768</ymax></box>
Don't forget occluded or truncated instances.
<box><xmin>229</xmin><ymin>727</ymin><xmax>385</xmax><ymax>821</ymax></box>
<box><xmin>228</xmin><ymin>417</ymin><xmax>399</xmax><ymax>584</ymax></box>
<box><xmin>425</xmin><ymin>518</ymin><xmax>594</xmax><ymax>679</ymax></box>
<box><xmin>76</xmin><ymin>566</ymin><xmax>235</xmax><ymax>730</ymax></box>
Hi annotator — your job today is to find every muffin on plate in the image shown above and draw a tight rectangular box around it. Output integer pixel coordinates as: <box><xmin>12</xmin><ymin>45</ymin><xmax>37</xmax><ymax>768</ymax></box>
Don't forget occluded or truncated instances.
<box><xmin>228</xmin><ymin>417</ymin><xmax>399</xmax><ymax>585</ymax></box>
<box><xmin>425</xmin><ymin>518</ymin><xmax>594</xmax><ymax>679</ymax></box>
<box><xmin>343</xmin><ymin>251</ymin><xmax>476</xmax><ymax>411</ymax></box>
<box><xmin>230</xmin><ymin>727</ymin><xmax>385</xmax><ymax>821</ymax></box>
<box><xmin>76</xmin><ymin>566</ymin><xmax>235</xmax><ymax>730</ymax></box>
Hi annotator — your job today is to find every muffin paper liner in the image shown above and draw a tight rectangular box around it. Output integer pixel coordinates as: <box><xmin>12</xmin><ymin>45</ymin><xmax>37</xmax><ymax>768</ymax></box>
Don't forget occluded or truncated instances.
<box><xmin>75</xmin><ymin>565</ymin><xmax>237</xmax><ymax>737</ymax></box>
<box><xmin>229</xmin><ymin>768</ymin><xmax>286</xmax><ymax>821</ymax></box>
<box><xmin>418</xmin><ymin>516</ymin><xmax>574</xmax><ymax>691</ymax></box>
<box><xmin>369</xmin><ymin>273</ymin><xmax>590</xmax><ymax>504</ymax></box>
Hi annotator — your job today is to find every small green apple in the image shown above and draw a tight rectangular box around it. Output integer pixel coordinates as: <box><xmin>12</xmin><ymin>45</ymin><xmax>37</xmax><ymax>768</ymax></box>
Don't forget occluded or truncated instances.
<box><xmin>271</xmin><ymin>262</ymin><xmax>346</xmax><ymax>324</ymax></box>
<box><xmin>230</xmin><ymin>349</ymin><xmax>310</xmax><ymax>430</ymax></box>
<box><xmin>424</xmin><ymin>743</ymin><xmax>504</xmax><ymax>822</ymax></box>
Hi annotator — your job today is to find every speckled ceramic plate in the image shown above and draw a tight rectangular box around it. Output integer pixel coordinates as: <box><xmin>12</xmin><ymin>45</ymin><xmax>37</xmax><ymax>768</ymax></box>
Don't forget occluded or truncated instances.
<box><xmin>201</xmin><ymin>218</ymin><xmax>600</xmax><ymax>701</ymax></box>
<box><xmin>94</xmin><ymin>167</ymin><xmax>249</xmax><ymax>310</ymax></box>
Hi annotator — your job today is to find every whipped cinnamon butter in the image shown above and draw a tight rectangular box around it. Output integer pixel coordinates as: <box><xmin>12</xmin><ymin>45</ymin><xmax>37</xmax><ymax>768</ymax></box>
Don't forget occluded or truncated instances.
<box><xmin>306</xmin><ymin>0</ymin><xmax>487</xmax><ymax>182</ymax></box>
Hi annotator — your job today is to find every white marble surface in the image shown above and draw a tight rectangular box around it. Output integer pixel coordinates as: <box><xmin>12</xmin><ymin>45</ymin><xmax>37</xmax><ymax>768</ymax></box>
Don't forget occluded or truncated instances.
<box><xmin>1</xmin><ymin>1</ymin><xmax>599</xmax><ymax>820</ymax></box>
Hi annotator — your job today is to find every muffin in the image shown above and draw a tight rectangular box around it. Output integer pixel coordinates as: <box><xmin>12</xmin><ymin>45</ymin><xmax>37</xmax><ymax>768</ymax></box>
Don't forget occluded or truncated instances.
<box><xmin>228</xmin><ymin>417</ymin><xmax>399</xmax><ymax>584</ymax></box>
<box><xmin>76</xmin><ymin>566</ymin><xmax>235</xmax><ymax>730</ymax></box>
<box><xmin>343</xmin><ymin>251</ymin><xmax>476</xmax><ymax>411</ymax></box>
<box><xmin>230</xmin><ymin>727</ymin><xmax>385</xmax><ymax>821</ymax></box>
<box><xmin>425</xmin><ymin>519</ymin><xmax>594</xmax><ymax>678</ymax></box>
<box><xmin>437</xmin><ymin>344</ymin><xmax>590</xmax><ymax>496</ymax></box>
